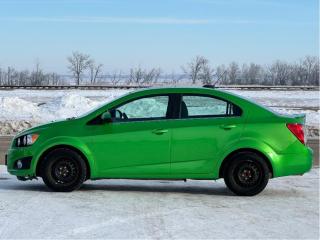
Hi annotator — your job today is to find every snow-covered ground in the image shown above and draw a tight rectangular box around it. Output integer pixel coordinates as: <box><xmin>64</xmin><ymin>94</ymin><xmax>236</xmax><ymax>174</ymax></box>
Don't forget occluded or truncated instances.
<box><xmin>0</xmin><ymin>165</ymin><xmax>318</xmax><ymax>239</ymax></box>
<box><xmin>0</xmin><ymin>89</ymin><xmax>318</xmax><ymax>136</ymax></box>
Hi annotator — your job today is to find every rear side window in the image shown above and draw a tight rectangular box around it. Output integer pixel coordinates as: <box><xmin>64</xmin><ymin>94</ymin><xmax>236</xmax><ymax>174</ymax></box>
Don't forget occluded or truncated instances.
<box><xmin>180</xmin><ymin>95</ymin><xmax>242</xmax><ymax>118</ymax></box>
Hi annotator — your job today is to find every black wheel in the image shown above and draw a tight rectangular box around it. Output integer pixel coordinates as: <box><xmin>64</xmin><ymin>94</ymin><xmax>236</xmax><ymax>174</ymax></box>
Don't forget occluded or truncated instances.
<box><xmin>17</xmin><ymin>176</ymin><xmax>28</xmax><ymax>181</ymax></box>
<box><xmin>223</xmin><ymin>152</ymin><xmax>270</xmax><ymax>196</ymax></box>
<box><xmin>40</xmin><ymin>148</ymin><xmax>87</xmax><ymax>192</ymax></box>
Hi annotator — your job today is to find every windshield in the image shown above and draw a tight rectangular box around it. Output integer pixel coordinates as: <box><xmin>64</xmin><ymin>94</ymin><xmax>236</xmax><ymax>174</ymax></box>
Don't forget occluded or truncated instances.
<box><xmin>76</xmin><ymin>91</ymin><xmax>134</xmax><ymax>119</ymax></box>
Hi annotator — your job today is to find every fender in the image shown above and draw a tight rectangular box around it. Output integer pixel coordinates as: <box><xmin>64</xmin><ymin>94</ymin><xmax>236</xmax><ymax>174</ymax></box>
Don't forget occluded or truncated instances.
<box><xmin>212</xmin><ymin>137</ymin><xmax>277</xmax><ymax>178</ymax></box>
<box><xmin>31</xmin><ymin>136</ymin><xmax>98</xmax><ymax>178</ymax></box>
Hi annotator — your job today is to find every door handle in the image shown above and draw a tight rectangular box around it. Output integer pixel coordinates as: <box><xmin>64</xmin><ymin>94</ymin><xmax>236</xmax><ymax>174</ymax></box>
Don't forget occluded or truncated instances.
<box><xmin>220</xmin><ymin>124</ymin><xmax>236</xmax><ymax>130</ymax></box>
<box><xmin>152</xmin><ymin>129</ymin><xmax>168</xmax><ymax>135</ymax></box>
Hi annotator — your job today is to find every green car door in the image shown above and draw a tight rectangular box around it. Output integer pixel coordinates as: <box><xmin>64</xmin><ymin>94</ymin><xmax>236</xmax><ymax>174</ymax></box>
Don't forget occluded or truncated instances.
<box><xmin>170</xmin><ymin>94</ymin><xmax>244</xmax><ymax>177</ymax></box>
<box><xmin>87</xmin><ymin>94</ymin><xmax>173</xmax><ymax>178</ymax></box>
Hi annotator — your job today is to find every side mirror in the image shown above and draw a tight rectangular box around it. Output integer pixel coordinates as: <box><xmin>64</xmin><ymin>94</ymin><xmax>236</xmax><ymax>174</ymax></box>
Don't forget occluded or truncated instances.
<box><xmin>101</xmin><ymin>111</ymin><xmax>112</xmax><ymax>123</ymax></box>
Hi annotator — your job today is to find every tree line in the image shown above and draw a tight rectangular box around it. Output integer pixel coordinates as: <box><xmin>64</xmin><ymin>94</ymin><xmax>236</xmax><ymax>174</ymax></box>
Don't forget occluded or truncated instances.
<box><xmin>0</xmin><ymin>61</ymin><xmax>62</xmax><ymax>86</ymax></box>
<box><xmin>0</xmin><ymin>52</ymin><xmax>318</xmax><ymax>86</ymax></box>
<box><xmin>183</xmin><ymin>55</ymin><xmax>319</xmax><ymax>86</ymax></box>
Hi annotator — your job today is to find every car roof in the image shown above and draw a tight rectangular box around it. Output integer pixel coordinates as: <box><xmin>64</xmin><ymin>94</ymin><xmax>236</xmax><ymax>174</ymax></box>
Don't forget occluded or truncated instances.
<box><xmin>128</xmin><ymin>86</ymin><xmax>243</xmax><ymax>101</ymax></box>
<box><xmin>130</xmin><ymin>86</ymin><xmax>223</xmax><ymax>95</ymax></box>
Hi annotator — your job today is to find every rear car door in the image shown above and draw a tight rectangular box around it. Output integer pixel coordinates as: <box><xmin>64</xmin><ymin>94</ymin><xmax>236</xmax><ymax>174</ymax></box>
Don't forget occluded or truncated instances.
<box><xmin>171</xmin><ymin>94</ymin><xmax>244</xmax><ymax>176</ymax></box>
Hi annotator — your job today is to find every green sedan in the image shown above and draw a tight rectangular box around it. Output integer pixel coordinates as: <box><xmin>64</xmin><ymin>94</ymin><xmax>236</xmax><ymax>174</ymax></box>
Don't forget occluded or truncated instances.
<box><xmin>5</xmin><ymin>86</ymin><xmax>313</xmax><ymax>195</ymax></box>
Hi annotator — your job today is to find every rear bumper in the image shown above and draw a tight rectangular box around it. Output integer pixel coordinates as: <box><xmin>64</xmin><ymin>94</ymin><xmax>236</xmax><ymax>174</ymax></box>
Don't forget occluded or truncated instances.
<box><xmin>272</xmin><ymin>147</ymin><xmax>313</xmax><ymax>177</ymax></box>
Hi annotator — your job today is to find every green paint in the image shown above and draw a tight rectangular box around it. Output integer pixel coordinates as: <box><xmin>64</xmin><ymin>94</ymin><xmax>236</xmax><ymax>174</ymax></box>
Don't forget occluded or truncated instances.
<box><xmin>6</xmin><ymin>87</ymin><xmax>313</xmax><ymax>180</ymax></box>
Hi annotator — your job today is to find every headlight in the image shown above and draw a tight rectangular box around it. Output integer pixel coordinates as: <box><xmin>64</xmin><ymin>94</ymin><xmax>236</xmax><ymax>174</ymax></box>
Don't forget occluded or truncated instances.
<box><xmin>16</xmin><ymin>134</ymin><xmax>39</xmax><ymax>147</ymax></box>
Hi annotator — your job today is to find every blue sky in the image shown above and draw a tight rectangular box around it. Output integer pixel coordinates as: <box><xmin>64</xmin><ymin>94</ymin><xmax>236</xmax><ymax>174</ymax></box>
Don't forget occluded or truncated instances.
<box><xmin>0</xmin><ymin>0</ymin><xmax>318</xmax><ymax>73</ymax></box>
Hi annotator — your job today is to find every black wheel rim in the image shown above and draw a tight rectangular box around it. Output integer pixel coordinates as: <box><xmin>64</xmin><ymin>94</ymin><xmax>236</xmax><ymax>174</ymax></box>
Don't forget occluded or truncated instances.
<box><xmin>234</xmin><ymin>160</ymin><xmax>262</xmax><ymax>187</ymax></box>
<box><xmin>51</xmin><ymin>159</ymin><xmax>79</xmax><ymax>185</ymax></box>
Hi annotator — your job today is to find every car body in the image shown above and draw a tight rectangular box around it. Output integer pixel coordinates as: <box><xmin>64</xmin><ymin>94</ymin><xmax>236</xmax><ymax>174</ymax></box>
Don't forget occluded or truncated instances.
<box><xmin>6</xmin><ymin>86</ymin><xmax>313</xmax><ymax>195</ymax></box>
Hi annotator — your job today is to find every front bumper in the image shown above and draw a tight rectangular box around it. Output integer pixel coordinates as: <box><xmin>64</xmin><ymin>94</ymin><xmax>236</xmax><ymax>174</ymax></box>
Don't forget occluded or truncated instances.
<box><xmin>6</xmin><ymin>147</ymin><xmax>36</xmax><ymax>177</ymax></box>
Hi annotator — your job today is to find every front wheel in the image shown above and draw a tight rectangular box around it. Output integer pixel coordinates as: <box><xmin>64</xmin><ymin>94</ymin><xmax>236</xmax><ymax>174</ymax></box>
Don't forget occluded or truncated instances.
<box><xmin>40</xmin><ymin>148</ymin><xmax>87</xmax><ymax>192</ymax></box>
<box><xmin>223</xmin><ymin>152</ymin><xmax>270</xmax><ymax>196</ymax></box>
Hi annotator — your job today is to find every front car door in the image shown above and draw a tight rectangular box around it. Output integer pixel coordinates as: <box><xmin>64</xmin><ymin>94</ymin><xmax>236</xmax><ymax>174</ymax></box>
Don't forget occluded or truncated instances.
<box><xmin>87</xmin><ymin>94</ymin><xmax>175</xmax><ymax>178</ymax></box>
<box><xmin>171</xmin><ymin>93</ymin><xmax>244</xmax><ymax>178</ymax></box>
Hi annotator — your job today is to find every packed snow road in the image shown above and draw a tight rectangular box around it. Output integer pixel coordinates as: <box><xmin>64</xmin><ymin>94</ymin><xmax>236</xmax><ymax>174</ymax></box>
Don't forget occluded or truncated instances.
<box><xmin>0</xmin><ymin>166</ymin><xmax>318</xmax><ymax>239</ymax></box>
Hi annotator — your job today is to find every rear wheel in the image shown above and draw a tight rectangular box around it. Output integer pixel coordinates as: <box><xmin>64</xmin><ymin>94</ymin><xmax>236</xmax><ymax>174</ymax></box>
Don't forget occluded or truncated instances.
<box><xmin>223</xmin><ymin>152</ymin><xmax>269</xmax><ymax>196</ymax></box>
<box><xmin>40</xmin><ymin>148</ymin><xmax>87</xmax><ymax>192</ymax></box>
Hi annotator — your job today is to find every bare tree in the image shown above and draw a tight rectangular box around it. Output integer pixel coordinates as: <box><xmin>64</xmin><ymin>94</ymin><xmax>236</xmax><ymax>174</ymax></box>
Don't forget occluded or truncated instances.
<box><xmin>89</xmin><ymin>62</ymin><xmax>103</xmax><ymax>84</ymax></box>
<box><xmin>132</xmin><ymin>67</ymin><xmax>144</xmax><ymax>84</ymax></box>
<box><xmin>152</xmin><ymin>68</ymin><xmax>162</xmax><ymax>85</ymax></box>
<box><xmin>0</xmin><ymin>67</ymin><xmax>2</xmax><ymax>85</ymax></box>
<box><xmin>50</xmin><ymin>72</ymin><xmax>61</xmax><ymax>85</ymax></box>
<box><xmin>142</xmin><ymin>68</ymin><xmax>162</xmax><ymax>85</ymax></box>
<box><xmin>67</xmin><ymin>51</ymin><xmax>92</xmax><ymax>85</ymax></box>
<box><xmin>199</xmin><ymin>65</ymin><xmax>215</xmax><ymax>85</ymax></box>
<box><xmin>7</xmin><ymin>67</ymin><xmax>13</xmax><ymax>85</ymax></box>
<box><xmin>227</xmin><ymin>62</ymin><xmax>239</xmax><ymax>84</ymax></box>
<box><xmin>110</xmin><ymin>71</ymin><xmax>122</xmax><ymax>86</ymax></box>
<box><xmin>18</xmin><ymin>70</ymin><xmax>29</xmax><ymax>86</ymax></box>
<box><xmin>30</xmin><ymin>61</ymin><xmax>44</xmax><ymax>86</ymax></box>
<box><xmin>215</xmin><ymin>65</ymin><xmax>227</xmax><ymax>85</ymax></box>
<box><xmin>10</xmin><ymin>69</ymin><xmax>19</xmax><ymax>86</ymax></box>
<box><xmin>168</xmin><ymin>72</ymin><xmax>183</xmax><ymax>86</ymax></box>
<box><xmin>131</xmin><ymin>68</ymin><xmax>141</xmax><ymax>84</ymax></box>
<box><xmin>241</xmin><ymin>64</ymin><xmax>250</xmax><ymax>85</ymax></box>
<box><xmin>126</xmin><ymin>67</ymin><xmax>162</xmax><ymax>86</ymax></box>
<box><xmin>241</xmin><ymin>63</ymin><xmax>263</xmax><ymax>85</ymax></box>
<box><xmin>183</xmin><ymin>56</ymin><xmax>208</xmax><ymax>84</ymax></box>
<box><xmin>301</xmin><ymin>56</ymin><xmax>319</xmax><ymax>85</ymax></box>
<box><xmin>267</xmin><ymin>60</ymin><xmax>290</xmax><ymax>85</ymax></box>
<box><xmin>0</xmin><ymin>65</ymin><xmax>61</xmax><ymax>86</ymax></box>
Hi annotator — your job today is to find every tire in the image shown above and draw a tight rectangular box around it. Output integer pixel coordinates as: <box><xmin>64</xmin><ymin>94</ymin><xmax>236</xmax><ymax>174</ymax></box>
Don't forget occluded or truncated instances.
<box><xmin>17</xmin><ymin>176</ymin><xmax>28</xmax><ymax>181</ymax></box>
<box><xmin>40</xmin><ymin>148</ymin><xmax>87</xmax><ymax>192</ymax></box>
<box><xmin>223</xmin><ymin>152</ymin><xmax>270</xmax><ymax>196</ymax></box>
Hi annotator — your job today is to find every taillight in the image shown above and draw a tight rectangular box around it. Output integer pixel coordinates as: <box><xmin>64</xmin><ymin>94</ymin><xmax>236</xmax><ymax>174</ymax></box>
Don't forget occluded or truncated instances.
<box><xmin>286</xmin><ymin>123</ymin><xmax>305</xmax><ymax>144</ymax></box>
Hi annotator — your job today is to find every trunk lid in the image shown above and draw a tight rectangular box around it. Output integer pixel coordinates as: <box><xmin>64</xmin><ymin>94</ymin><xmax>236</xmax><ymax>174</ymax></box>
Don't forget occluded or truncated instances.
<box><xmin>277</xmin><ymin>113</ymin><xmax>306</xmax><ymax>124</ymax></box>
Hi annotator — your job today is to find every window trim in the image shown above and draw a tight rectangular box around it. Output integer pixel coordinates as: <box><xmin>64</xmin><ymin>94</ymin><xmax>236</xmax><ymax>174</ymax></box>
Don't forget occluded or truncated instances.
<box><xmin>177</xmin><ymin>93</ymin><xmax>242</xmax><ymax>119</ymax></box>
<box><xmin>87</xmin><ymin>94</ymin><xmax>176</xmax><ymax>125</ymax></box>
<box><xmin>87</xmin><ymin>92</ymin><xmax>243</xmax><ymax>125</ymax></box>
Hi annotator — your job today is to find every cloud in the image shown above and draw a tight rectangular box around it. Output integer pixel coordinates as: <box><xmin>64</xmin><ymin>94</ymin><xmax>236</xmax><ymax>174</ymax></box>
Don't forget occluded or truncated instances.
<box><xmin>0</xmin><ymin>16</ymin><xmax>211</xmax><ymax>25</ymax></box>
<box><xmin>188</xmin><ymin>0</ymin><xmax>289</xmax><ymax>7</ymax></box>
<box><xmin>0</xmin><ymin>16</ymin><xmax>312</xmax><ymax>26</ymax></box>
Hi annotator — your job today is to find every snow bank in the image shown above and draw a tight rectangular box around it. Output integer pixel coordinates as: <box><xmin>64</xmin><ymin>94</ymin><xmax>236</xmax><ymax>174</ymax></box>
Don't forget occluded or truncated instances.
<box><xmin>0</xmin><ymin>121</ymin><xmax>33</xmax><ymax>135</ymax></box>
<box><xmin>0</xmin><ymin>97</ymin><xmax>40</xmax><ymax>121</ymax></box>
<box><xmin>43</xmin><ymin>94</ymin><xmax>103</xmax><ymax>121</ymax></box>
<box><xmin>0</xmin><ymin>90</ymin><xmax>128</xmax><ymax>135</ymax></box>
<box><xmin>0</xmin><ymin>89</ymin><xmax>318</xmax><ymax>136</ymax></box>
<box><xmin>0</xmin><ymin>95</ymin><xmax>100</xmax><ymax>123</ymax></box>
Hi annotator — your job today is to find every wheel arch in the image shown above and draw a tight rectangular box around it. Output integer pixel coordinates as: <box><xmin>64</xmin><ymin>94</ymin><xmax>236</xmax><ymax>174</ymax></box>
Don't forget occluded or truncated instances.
<box><xmin>35</xmin><ymin>144</ymin><xmax>91</xmax><ymax>179</ymax></box>
<box><xmin>218</xmin><ymin>148</ymin><xmax>274</xmax><ymax>178</ymax></box>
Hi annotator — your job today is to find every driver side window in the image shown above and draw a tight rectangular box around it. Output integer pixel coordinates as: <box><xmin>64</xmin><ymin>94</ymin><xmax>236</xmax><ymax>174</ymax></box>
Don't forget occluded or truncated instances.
<box><xmin>110</xmin><ymin>95</ymin><xmax>169</xmax><ymax>121</ymax></box>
